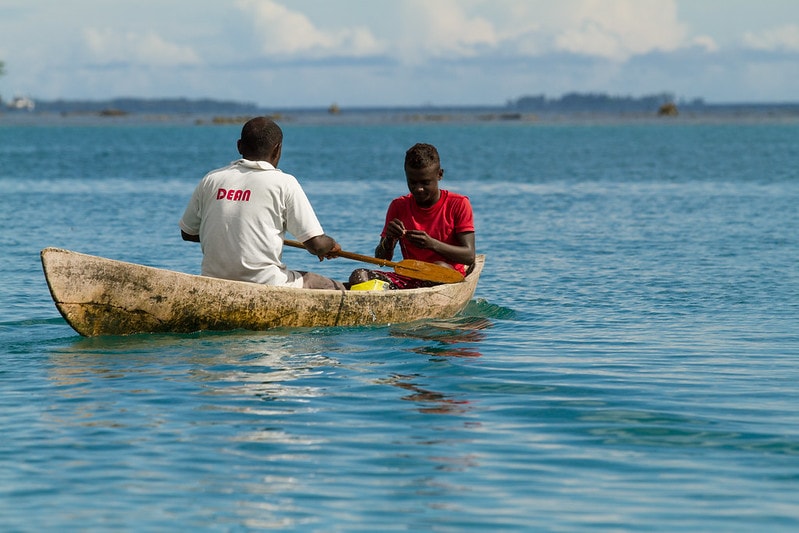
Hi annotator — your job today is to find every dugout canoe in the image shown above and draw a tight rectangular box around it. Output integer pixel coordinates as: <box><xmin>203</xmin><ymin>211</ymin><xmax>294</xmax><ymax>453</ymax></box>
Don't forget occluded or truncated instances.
<box><xmin>40</xmin><ymin>248</ymin><xmax>484</xmax><ymax>337</ymax></box>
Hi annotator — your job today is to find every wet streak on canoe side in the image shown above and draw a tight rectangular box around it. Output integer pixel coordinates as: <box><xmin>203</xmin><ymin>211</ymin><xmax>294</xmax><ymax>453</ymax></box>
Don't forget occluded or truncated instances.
<box><xmin>41</xmin><ymin>248</ymin><xmax>484</xmax><ymax>336</ymax></box>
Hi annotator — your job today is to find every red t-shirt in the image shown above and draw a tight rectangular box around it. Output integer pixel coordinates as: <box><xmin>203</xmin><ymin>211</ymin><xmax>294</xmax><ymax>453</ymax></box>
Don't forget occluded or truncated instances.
<box><xmin>382</xmin><ymin>190</ymin><xmax>475</xmax><ymax>275</ymax></box>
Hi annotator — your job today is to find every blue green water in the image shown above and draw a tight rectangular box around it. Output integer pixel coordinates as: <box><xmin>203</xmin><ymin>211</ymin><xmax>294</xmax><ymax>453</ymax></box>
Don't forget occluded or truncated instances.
<box><xmin>2</xmin><ymin>116</ymin><xmax>799</xmax><ymax>531</ymax></box>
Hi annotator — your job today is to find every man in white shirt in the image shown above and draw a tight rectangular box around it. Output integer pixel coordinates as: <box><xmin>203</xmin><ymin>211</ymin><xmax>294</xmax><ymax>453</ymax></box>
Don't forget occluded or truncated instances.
<box><xmin>179</xmin><ymin>116</ymin><xmax>345</xmax><ymax>290</ymax></box>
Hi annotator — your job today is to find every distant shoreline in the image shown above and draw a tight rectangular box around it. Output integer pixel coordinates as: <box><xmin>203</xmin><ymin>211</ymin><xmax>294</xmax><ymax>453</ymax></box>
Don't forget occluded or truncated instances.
<box><xmin>3</xmin><ymin>107</ymin><xmax>799</xmax><ymax>127</ymax></box>
<box><xmin>2</xmin><ymin>95</ymin><xmax>799</xmax><ymax>127</ymax></box>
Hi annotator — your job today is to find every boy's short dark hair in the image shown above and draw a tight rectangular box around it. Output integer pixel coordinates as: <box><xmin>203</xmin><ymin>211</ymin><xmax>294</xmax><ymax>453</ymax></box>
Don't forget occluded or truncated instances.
<box><xmin>405</xmin><ymin>143</ymin><xmax>440</xmax><ymax>170</ymax></box>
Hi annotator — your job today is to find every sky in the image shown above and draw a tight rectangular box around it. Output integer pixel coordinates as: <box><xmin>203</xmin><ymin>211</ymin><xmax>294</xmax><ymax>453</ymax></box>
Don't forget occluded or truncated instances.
<box><xmin>1</xmin><ymin>0</ymin><xmax>798</xmax><ymax>108</ymax></box>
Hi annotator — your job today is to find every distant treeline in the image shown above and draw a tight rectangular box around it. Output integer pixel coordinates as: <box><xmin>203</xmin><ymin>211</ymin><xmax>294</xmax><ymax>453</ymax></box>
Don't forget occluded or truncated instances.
<box><xmin>11</xmin><ymin>94</ymin><xmax>799</xmax><ymax>118</ymax></box>
<box><xmin>32</xmin><ymin>97</ymin><xmax>262</xmax><ymax>115</ymax></box>
<box><xmin>507</xmin><ymin>92</ymin><xmax>705</xmax><ymax>112</ymax></box>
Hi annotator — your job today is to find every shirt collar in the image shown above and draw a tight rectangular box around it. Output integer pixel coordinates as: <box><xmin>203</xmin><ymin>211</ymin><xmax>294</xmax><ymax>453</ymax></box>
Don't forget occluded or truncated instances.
<box><xmin>236</xmin><ymin>159</ymin><xmax>276</xmax><ymax>171</ymax></box>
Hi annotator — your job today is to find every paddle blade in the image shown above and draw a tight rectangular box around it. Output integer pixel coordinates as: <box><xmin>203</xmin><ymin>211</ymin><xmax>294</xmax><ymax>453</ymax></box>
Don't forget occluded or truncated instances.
<box><xmin>394</xmin><ymin>260</ymin><xmax>464</xmax><ymax>284</ymax></box>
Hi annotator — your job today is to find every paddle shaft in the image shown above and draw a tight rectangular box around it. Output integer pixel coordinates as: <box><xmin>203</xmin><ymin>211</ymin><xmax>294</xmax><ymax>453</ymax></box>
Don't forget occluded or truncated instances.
<box><xmin>283</xmin><ymin>239</ymin><xmax>464</xmax><ymax>283</ymax></box>
<box><xmin>284</xmin><ymin>239</ymin><xmax>401</xmax><ymax>268</ymax></box>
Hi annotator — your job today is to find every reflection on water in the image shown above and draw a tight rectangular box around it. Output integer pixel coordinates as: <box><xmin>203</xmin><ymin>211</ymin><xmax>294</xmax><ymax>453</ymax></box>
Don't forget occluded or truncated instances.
<box><xmin>45</xmin><ymin>330</ymin><xmax>344</xmax><ymax>439</ymax></box>
<box><xmin>377</xmin><ymin>373</ymin><xmax>471</xmax><ymax>415</ymax></box>
<box><xmin>43</xmin><ymin>312</ymin><xmax>494</xmax><ymax>454</ymax></box>
<box><xmin>389</xmin><ymin>315</ymin><xmax>493</xmax><ymax>359</ymax></box>
<box><xmin>373</xmin><ymin>313</ymin><xmax>497</xmax><ymax>414</ymax></box>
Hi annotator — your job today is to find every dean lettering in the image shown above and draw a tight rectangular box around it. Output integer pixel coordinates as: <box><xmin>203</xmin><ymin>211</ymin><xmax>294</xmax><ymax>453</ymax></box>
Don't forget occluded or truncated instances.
<box><xmin>216</xmin><ymin>188</ymin><xmax>251</xmax><ymax>202</ymax></box>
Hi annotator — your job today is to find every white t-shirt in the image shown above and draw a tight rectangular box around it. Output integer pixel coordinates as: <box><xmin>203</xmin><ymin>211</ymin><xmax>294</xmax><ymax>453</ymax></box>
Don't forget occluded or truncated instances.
<box><xmin>179</xmin><ymin>159</ymin><xmax>324</xmax><ymax>285</ymax></box>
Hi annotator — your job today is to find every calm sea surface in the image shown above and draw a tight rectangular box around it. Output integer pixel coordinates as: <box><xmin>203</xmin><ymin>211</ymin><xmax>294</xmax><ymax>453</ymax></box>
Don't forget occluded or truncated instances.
<box><xmin>1</xmin><ymin>115</ymin><xmax>799</xmax><ymax>531</ymax></box>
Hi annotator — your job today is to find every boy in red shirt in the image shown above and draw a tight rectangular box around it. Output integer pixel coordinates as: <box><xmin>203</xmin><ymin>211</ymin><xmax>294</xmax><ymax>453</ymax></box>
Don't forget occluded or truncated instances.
<box><xmin>349</xmin><ymin>143</ymin><xmax>475</xmax><ymax>289</ymax></box>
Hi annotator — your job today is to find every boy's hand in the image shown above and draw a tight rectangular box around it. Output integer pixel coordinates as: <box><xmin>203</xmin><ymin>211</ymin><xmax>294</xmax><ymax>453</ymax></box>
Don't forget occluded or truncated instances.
<box><xmin>404</xmin><ymin>229</ymin><xmax>435</xmax><ymax>249</ymax></box>
<box><xmin>385</xmin><ymin>219</ymin><xmax>406</xmax><ymax>240</ymax></box>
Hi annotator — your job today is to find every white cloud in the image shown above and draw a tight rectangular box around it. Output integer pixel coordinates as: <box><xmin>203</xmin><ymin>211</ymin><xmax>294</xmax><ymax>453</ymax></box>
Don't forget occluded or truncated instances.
<box><xmin>385</xmin><ymin>0</ymin><xmax>689</xmax><ymax>63</ymax></box>
<box><xmin>691</xmin><ymin>35</ymin><xmax>719</xmax><ymax>53</ymax></box>
<box><xmin>550</xmin><ymin>0</ymin><xmax>686</xmax><ymax>60</ymax></box>
<box><xmin>743</xmin><ymin>25</ymin><xmax>799</xmax><ymax>52</ymax></box>
<box><xmin>235</xmin><ymin>0</ymin><xmax>384</xmax><ymax>57</ymax></box>
<box><xmin>397</xmin><ymin>0</ymin><xmax>497</xmax><ymax>59</ymax></box>
<box><xmin>83</xmin><ymin>28</ymin><xmax>201</xmax><ymax>66</ymax></box>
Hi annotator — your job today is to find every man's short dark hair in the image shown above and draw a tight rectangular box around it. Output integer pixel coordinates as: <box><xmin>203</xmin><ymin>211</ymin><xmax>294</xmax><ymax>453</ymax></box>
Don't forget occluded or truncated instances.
<box><xmin>240</xmin><ymin>117</ymin><xmax>283</xmax><ymax>158</ymax></box>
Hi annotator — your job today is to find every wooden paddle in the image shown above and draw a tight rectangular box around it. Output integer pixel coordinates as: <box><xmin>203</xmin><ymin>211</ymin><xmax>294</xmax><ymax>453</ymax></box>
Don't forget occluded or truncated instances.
<box><xmin>283</xmin><ymin>239</ymin><xmax>464</xmax><ymax>284</ymax></box>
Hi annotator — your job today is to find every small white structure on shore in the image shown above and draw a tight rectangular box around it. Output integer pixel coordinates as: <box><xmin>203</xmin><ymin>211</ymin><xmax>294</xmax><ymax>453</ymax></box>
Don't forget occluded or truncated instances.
<box><xmin>8</xmin><ymin>96</ymin><xmax>35</xmax><ymax>111</ymax></box>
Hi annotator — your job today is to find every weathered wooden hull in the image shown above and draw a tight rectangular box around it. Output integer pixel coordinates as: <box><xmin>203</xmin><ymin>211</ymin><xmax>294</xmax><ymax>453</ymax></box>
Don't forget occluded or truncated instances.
<box><xmin>40</xmin><ymin>248</ymin><xmax>484</xmax><ymax>337</ymax></box>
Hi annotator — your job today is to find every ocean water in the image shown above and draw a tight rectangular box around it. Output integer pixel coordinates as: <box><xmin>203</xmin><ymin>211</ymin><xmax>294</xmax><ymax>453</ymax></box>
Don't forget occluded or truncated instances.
<box><xmin>1</xmin><ymin>115</ymin><xmax>799</xmax><ymax>531</ymax></box>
